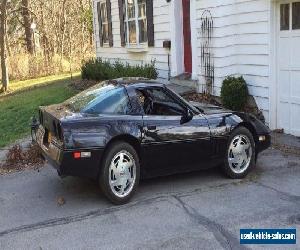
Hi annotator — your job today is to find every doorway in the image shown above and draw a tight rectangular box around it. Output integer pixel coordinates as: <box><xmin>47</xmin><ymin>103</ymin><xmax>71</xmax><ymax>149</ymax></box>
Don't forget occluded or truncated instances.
<box><xmin>182</xmin><ymin>0</ymin><xmax>192</xmax><ymax>73</ymax></box>
<box><xmin>276</xmin><ymin>1</ymin><xmax>300</xmax><ymax>136</ymax></box>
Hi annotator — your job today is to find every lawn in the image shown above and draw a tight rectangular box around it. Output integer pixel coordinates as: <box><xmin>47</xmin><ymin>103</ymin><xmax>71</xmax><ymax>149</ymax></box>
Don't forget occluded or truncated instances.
<box><xmin>0</xmin><ymin>77</ymin><xmax>78</xmax><ymax>148</ymax></box>
<box><xmin>1</xmin><ymin>72</ymin><xmax>80</xmax><ymax>97</ymax></box>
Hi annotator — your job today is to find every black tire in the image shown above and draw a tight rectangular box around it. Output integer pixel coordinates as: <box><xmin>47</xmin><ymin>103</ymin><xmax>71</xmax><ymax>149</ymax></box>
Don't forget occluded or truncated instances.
<box><xmin>99</xmin><ymin>142</ymin><xmax>140</xmax><ymax>205</ymax></box>
<box><xmin>222</xmin><ymin>126</ymin><xmax>256</xmax><ymax>179</ymax></box>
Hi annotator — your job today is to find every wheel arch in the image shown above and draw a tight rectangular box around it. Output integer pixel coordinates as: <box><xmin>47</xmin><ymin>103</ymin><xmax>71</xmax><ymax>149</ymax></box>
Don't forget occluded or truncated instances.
<box><xmin>237</xmin><ymin>122</ymin><xmax>258</xmax><ymax>143</ymax></box>
<box><xmin>236</xmin><ymin>122</ymin><xmax>259</xmax><ymax>160</ymax></box>
<box><xmin>98</xmin><ymin>134</ymin><xmax>142</xmax><ymax>177</ymax></box>
<box><xmin>106</xmin><ymin>134</ymin><xmax>142</xmax><ymax>156</ymax></box>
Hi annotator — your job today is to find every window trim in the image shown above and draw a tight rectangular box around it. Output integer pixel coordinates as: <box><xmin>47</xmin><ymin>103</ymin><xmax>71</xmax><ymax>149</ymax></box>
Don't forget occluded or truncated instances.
<box><xmin>124</xmin><ymin>0</ymin><xmax>148</xmax><ymax>47</ymax></box>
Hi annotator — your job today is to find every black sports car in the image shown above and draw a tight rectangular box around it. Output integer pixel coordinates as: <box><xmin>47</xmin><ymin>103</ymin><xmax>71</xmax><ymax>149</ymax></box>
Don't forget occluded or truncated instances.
<box><xmin>35</xmin><ymin>78</ymin><xmax>271</xmax><ymax>204</ymax></box>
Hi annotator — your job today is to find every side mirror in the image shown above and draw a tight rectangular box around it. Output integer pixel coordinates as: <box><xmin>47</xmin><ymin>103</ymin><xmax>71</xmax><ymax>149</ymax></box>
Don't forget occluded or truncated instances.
<box><xmin>181</xmin><ymin>108</ymin><xmax>193</xmax><ymax>124</ymax></box>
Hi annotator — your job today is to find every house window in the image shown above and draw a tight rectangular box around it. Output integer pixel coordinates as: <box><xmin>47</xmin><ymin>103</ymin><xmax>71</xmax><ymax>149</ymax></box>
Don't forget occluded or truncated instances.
<box><xmin>124</xmin><ymin>0</ymin><xmax>147</xmax><ymax>45</ymax></box>
<box><xmin>280</xmin><ymin>4</ymin><xmax>290</xmax><ymax>30</ymax></box>
<box><xmin>100</xmin><ymin>1</ymin><xmax>109</xmax><ymax>44</ymax></box>
<box><xmin>292</xmin><ymin>2</ymin><xmax>300</xmax><ymax>30</ymax></box>
<box><xmin>280</xmin><ymin>2</ymin><xmax>300</xmax><ymax>30</ymax></box>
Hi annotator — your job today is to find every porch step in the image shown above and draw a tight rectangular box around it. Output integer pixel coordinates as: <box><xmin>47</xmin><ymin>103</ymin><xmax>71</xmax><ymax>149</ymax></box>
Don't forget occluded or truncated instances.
<box><xmin>168</xmin><ymin>73</ymin><xmax>197</xmax><ymax>95</ymax></box>
<box><xmin>167</xmin><ymin>84</ymin><xmax>195</xmax><ymax>96</ymax></box>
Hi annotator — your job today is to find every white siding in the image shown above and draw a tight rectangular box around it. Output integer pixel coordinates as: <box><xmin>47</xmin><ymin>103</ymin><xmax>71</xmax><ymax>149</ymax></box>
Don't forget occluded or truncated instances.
<box><xmin>92</xmin><ymin>0</ymin><xmax>171</xmax><ymax>80</ymax></box>
<box><xmin>195</xmin><ymin>0</ymin><xmax>272</xmax><ymax>123</ymax></box>
<box><xmin>92</xmin><ymin>0</ymin><xmax>274</xmax><ymax>124</ymax></box>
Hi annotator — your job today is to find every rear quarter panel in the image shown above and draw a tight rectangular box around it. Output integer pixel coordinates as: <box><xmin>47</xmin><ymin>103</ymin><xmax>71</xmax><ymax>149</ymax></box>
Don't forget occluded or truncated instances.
<box><xmin>60</xmin><ymin>115</ymin><xmax>143</xmax><ymax>179</ymax></box>
<box><xmin>62</xmin><ymin>115</ymin><xmax>143</xmax><ymax>150</ymax></box>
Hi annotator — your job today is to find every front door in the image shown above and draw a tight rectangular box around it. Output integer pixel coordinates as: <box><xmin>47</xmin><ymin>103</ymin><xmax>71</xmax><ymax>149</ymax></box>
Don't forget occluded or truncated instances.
<box><xmin>136</xmin><ymin>86</ymin><xmax>211</xmax><ymax>177</ymax></box>
<box><xmin>142</xmin><ymin>115</ymin><xmax>211</xmax><ymax>176</ymax></box>
<box><xmin>277</xmin><ymin>1</ymin><xmax>300</xmax><ymax>136</ymax></box>
<box><xmin>182</xmin><ymin>0</ymin><xmax>192</xmax><ymax>73</ymax></box>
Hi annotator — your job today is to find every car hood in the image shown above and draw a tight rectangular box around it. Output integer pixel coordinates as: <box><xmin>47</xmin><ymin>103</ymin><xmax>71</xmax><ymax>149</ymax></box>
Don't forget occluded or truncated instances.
<box><xmin>189</xmin><ymin>101</ymin><xmax>232</xmax><ymax>114</ymax></box>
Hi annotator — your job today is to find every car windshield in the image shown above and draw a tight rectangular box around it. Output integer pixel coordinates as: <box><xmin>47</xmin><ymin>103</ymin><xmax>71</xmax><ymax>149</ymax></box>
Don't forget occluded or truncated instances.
<box><xmin>65</xmin><ymin>84</ymin><xmax>130</xmax><ymax>115</ymax></box>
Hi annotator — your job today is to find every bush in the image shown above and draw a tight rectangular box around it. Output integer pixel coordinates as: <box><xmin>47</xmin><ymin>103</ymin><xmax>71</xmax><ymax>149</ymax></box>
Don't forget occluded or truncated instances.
<box><xmin>221</xmin><ymin>76</ymin><xmax>248</xmax><ymax>111</ymax></box>
<box><xmin>81</xmin><ymin>58</ymin><xmax>158</xmax><ymax>81</ymax></box>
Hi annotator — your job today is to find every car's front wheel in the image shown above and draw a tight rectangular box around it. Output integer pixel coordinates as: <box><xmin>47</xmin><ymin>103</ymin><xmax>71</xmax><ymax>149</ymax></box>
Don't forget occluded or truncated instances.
<box><xmin>222</xmin><ymin>127</ymin><xmax>255</xmax><ymax>179</ymax></box>
<box><xmin>99</xmin><ymin>142</ymin><xmax>140</xmax><ymax>205</ymax></box>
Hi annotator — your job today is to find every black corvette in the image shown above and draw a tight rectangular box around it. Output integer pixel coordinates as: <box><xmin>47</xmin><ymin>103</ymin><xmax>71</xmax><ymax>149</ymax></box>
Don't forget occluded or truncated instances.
<box><xmin>35</xmin><ymin>78</ymin><xmax>271</xmax><ymax>204</ymax></box>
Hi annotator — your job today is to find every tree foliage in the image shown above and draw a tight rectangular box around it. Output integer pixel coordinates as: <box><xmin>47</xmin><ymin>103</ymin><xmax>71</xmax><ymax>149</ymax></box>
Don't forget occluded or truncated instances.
<box><xmin>1</xmin><ymin>0</ymin><xmax>94</xmax><ymax>89</ymax></box>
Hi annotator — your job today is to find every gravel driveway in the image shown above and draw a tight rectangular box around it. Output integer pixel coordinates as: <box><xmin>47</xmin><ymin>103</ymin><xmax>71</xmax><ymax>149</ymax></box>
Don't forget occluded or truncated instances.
<box><xmin>0</xmin><ymin>147</ymin><xmax>299</xmax><ymax>250</ymax></box>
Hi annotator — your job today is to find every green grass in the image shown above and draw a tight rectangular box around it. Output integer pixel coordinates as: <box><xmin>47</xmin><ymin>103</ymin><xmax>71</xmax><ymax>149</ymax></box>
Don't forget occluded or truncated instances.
<box><xmin>0</xmin><ymin>78</ymin><xmax>78</xmax><ymax>148</ymax></box>
<box><xmin>1</xmin><ymin>72</ymin><xmax>80</xmax><ymax>97</ymax></box>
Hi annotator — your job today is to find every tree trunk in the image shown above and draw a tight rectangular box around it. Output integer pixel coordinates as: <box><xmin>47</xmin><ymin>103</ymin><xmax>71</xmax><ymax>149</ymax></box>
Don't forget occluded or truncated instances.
<box><xmin>0</xmin><ymin>0</ymin><xmax>9</xmax><ymax>92</ymax></box>
<box><xmin>21</xmin><ymin>0</ymin><xmax>34</xmax><ymax>54</ymax></box>
<box><xmin>59</xmin><ymin>0</ymin><xmax>67</xmax><ymax>70</ymax></box>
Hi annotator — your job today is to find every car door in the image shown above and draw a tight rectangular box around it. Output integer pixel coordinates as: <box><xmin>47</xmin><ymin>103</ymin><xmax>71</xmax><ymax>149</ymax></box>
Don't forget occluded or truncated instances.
<box><xmin>136</xmin><ymin>87</ymin><xmax>212</xmax><ymax>176</ymax></box>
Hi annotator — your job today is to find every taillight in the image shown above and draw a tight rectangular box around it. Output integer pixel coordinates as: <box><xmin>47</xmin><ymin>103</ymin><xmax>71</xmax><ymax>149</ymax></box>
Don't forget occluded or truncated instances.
<box><xmin>73</xmin><ymin>152</ymin><xmax>91</xmax><ymax>159</ymax></box>
<box><xmin>73</xmin><ymin>152</ymin><xmax>81</xmax><ymax>159</ymax></box>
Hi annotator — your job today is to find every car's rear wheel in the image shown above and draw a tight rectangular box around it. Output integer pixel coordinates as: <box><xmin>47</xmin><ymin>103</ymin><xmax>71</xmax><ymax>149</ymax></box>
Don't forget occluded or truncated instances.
<box><xmin>99</xmin><ymin>142</ymin><xmax>140</xmax><ymax>205</ymax></box>
<box><xmin>222</xmin><ymin>127</ymin><xmax>255</xmax><ymax>179</ymax></box>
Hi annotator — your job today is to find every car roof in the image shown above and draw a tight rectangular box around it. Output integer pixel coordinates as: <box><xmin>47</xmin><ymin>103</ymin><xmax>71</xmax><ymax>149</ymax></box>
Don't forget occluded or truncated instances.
<box><xmin>107</xmin><ymin>78</ymin><xmax>165</xmax><ymax>89</ymax></box>
<box><xmin>125</xmin><ymin>81</ymin><xmax>165</xmax><ymax>89</ymax></box>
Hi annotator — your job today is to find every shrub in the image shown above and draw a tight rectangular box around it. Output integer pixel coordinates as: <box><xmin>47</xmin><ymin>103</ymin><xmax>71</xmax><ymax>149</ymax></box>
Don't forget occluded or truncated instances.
<box><xmin>81</xmin><ymin>58</ymin><xmax>158</xmax><ymax>81</ymax></box>
<box><xmin>221</xmin><ymin>76</ymin><xmax>248</xmax><ymax>111</ymax></box>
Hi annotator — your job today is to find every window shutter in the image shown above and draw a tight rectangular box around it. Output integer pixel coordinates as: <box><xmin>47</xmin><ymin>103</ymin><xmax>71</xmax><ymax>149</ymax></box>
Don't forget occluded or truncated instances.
<box><xmin>146</xmin><ymin>0</ymin><xmax>154</xmax><ymax>47</ymax></box>
<box><xmin>97</xmin><ymin>2</ymin><xmax>103</xmax><ymax>47</ymax></box>
<box><xmin>106</xmin><ymin>0</ymin><xmax>113</xmax><ymax>47</ymax></box>
<box><xmin>118</xmin><ymin>0</ymin><xmax>126</xmax><ymax>47</ymax></box>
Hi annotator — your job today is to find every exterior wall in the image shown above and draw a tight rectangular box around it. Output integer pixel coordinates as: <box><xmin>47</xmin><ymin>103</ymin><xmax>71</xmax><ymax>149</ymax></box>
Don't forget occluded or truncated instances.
<box><xmin>195</xmin><ymin>0</ymin><xmax>272</xmax><ymax>124</ymax></box>
<box><xmin>92</xmin><ymin>0</ymin><xmax>275</xmax><ymax>126</ymax></box>
<box><xmin>92</xmin><ymin>0</ymin><xmax>171</xmax><ymax>80</ymax></box>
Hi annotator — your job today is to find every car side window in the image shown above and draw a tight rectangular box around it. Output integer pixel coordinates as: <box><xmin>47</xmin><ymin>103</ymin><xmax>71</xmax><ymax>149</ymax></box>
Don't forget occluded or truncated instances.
<box><xmin>82</xmin><ymin>87</ymin><xmax>131</xmax><ymax>115</ymax></box>
<box><xmin>136</xmin><ymin>87</ymin><xmax>186</xmax><ymax>116</ymax></box>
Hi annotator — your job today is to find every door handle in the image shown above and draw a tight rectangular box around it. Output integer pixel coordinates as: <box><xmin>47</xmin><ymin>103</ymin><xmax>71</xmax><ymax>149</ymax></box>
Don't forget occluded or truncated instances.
<box><xmin>147</xmin><ymin>125</ymin><xmax>157</xmax><ymax>131</ymax></box>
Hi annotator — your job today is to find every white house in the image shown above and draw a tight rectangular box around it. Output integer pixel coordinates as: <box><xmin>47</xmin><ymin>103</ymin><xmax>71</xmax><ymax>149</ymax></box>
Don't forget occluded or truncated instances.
<box><xmin>92</xmin><ymin>0</ymin><xmax>300</xmax><ymax>136</ymax></box>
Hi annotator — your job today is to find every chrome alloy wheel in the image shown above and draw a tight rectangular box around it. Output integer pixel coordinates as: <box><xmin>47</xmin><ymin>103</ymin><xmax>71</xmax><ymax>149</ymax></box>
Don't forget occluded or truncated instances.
<box><xmin>228</xmin><ymin>135</ymin><xmax>253</xmax><ymax>174</ymax></box>
<box><xmin>109</xmin><ymin>150</ymin><xmax>136</xmax><ymax>198</ymax></box>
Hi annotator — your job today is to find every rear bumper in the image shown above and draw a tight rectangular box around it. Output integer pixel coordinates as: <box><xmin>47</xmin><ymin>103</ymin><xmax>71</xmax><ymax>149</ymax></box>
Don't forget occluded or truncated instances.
<box><xmin>36</xmin><ymin>126</ymin><xmax>104</xmax><ymax>179</ymax></box>
<box><xmin>40</xmin><ymin>147</ymin><xmax>104</xmax><ymax>179</ymax></box>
